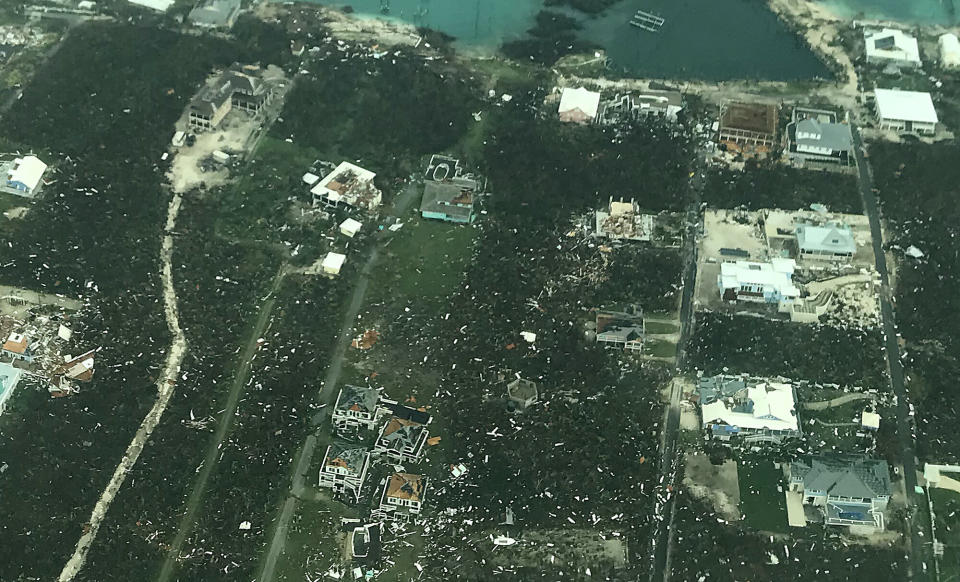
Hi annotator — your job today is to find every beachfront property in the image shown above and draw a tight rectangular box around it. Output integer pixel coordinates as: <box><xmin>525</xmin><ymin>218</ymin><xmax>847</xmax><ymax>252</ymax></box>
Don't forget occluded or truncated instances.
<box><xmin>717</xmin><ymin>101</ymin><xmax>778</xmax><ymax>148</ymax></box>
<box><xmin>598</xmin><ymin>90</ymin><xmax>683</xmax><ymax>124</ymax></box>
<box><xmin>0</xmin><ymin>362</ymin><xmax>23</xmax><ymax>417</ymax></box>
<box><xmin>594</xmin><ymin>197</ymin><xmax>654</xmax><ymax>241</ymax></box>
<box><xmin>874</xmin><ymin>88</ymin><xmax>939</xmax><ymax>135</ymax></box>
<box><xmin>317</xmin><ymin>443</ymin><xmax>371</xmax><ymax>503</ymax></box>
<box><xmin>697</xmin><ymin>374</ymin><xmax>800</xmax><ymax>444</ymax></box>
<box><xmin>864</xmin><ymin>28</ymin><xmax>921</xmax><ymax>68</ymax></box>
<box><xmin>940</xmin><ymin>33</ymin><xmax>960</xmax><ymax>68</ymax></box>
<box><xmin>785</xmin><ymin>108</ymin><xmax>853</xmax><ymax>165</ymax></box>
<box><xmin>718</xmin><ymin>259</ymin><xmax>800</xmax><ymax>304</ymax></box>
<box><xmin>595</xmin><ymin>308</ymin><xmax>645</xmax><ymax>352</ymax></box>
<box><xmin>795</xmin><ymin>221</ymin><xmax>856</xmax><ymax>261</ymax></box>
<box><xmin>311</xmin><ymin>161</ymin><xmax>382</xmax><ymax>211</ymax></box>
<box><xmin>2</xmin><ymin>155</ymin><xmax>47</xmax><ymax>198</ymax></box>
<box><xmin>789</xmin><ymin>454</ymin><xmax>892</xmax><ymax>531</ymax></box>
<box><xmin>373</xmin><ymin>416</ymin><xmax>429</xmax><ymax>464</ymax></box>
<box><xmin>332</xmin><ymin>385</ymin><xmax>390</xmax><ymax>436</ymax></box>
<box><xmin>188</xmin><ymin>65</ymin><xmax>268</xmax><ymax>132</ymax></box>
<box><xmin>2</xmin><ymin>332</ymin><xmax>34</xmax><ymax>363</ymax></box>
<box><xmin>376</xmin><ymin>472</ymin><xmax>427</xmax><ymax>522</ymax></box>
<box><xmin>188</xmin><ymin>0</ymin><xmax>241</xmax><ymax>29</ymax></box>
<box><xmin>558</xmin><ymin>87</ymin><xmax>601</xmax><ymax>124</ymax></box>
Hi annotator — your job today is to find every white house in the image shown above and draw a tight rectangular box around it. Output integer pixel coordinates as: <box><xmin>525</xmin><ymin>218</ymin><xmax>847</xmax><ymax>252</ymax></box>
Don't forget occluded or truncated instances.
<box><xmin>311</xmin><ymin>162</ymin><xmax>381</xmax><ymax>210</ymax></box>
<box><xmin>339</xmin><ymin>218</ymin><xmax>362</xmax><ymax>238</ymax></box>
<box><xmin>718</xmin><ymin>259</ymin><xmax>800</xmax><ymax>304</ymax></box>
<box><xmin>865</xmin><ymin>28</ymin><xmax>921</xmax><ymax>68</ymax></box>
<box><xmin>2</xmin><ymin>333</ymin><xmax>33</xmax><ymax>363</ymax></box>
<box><xmin>0</xmin><ymin>362</ymin><xmax>23</xmax><ymax>417</ymax></box>
<box><xmin>317</xmin><ymin>443</ymin><xmax>371</xmax><ymax>503</ymax></box>
<box><xmin>127</xmin><ymin>0</ymin><xmax>174</xmax><ymax>11</ymax></box>
<box><xmin>321</xmin><ymin>252</ymin><xmax>346</xmax><ymax>277</ymax></box>
<box><xmin>331</xmin><ymin>385</ymin><xmax>388</xmax><ymax>436</ymax></box>
<box><xmin>373</xmin><ymin>417</ymin><xmax>429</xmax><ymax>464</ymax></box>
<box><xmin>874</xmin><ymin>88</ymin><xmax>939</xmax><ymax>135</ymax></box>
<box><xmin>940</xmin><ymin>33</ymin><xmax>960</xmax><ymax>68</ymax></box>
<box><xmin>377</xmin><ymin>473</ymin><xmax>427</xmax><ymax>521</ymax></box>
<box><xmin>558</xmin><ymin>87</ymin><xmax>601</xmax><ymax>124</ymax></box>
<box><xmin>5</xmin><ymin>155</ymin><xmax>47</xmax><ymax>197</ymax></box>
<box><xmin>698</xmin><ymin>375</ymin><xmax>800</xmax><ymax>444</ymax></box>
<box><xmin>795</xmin><ymin>222</ymin><xmax>856</xmax><ymax>261</ymax></box>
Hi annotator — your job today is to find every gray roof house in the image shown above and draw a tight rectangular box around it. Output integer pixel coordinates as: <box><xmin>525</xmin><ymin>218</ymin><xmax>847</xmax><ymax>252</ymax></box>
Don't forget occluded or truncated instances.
<box><xmin>317</xmin><ymin>443</ymin><xmax>371</xmax><ymax>503</ymax></box>
<box><xmin>332</xmin><ymin>385</ymin><xmax>391</xmax><ymax>436</ymax></box>
<box><xmin>795</xmin><ymin>222</ymin><xmax>856</xmax><ymax>260</ymax></box>
<box><xmin>787</xmin><ymin>118</ymin><xmax>853</xmax><ymax>165</ymax></box>
<box><xmin>373</xmin><ymin>417</ymin><xmax>429</xmax><ymax>463</ymax></box>
<box><xmin>188</xmin><ymin>0</ymin><xmax>241</xmax><ymax>29</ymax></box>
<box><xmin>789</xmin><ymin>454</ymin><xmax>892</xmax><ymax>530</ymax></box>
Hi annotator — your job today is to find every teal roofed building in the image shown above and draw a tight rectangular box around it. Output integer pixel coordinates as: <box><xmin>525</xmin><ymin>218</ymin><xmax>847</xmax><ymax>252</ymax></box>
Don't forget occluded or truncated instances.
<box><xmin>0</xmin><ymin>362</ymin><xmax>23</xmax><ymax>416</ymax></box>
<box><xmin>420</xmin><ymin>181</ymin><xmax>476</xmax><ymax>224</ymax></box>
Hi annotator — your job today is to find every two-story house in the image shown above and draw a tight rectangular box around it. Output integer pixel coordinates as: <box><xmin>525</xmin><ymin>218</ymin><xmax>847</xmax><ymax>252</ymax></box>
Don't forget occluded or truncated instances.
<box><xmin>697</xmin><ymin>374</ymin><xmax>801</xmax><ymax>445</ymax></box>
<box><xmin>373</xmin><ymin>417</ymin><xmax>429</xmax><ymax>464</ymax></box>
<box><xmin>789</xmin><ymin>454</ymin><xmax>892</xmax><ymax>531</ymax></box>
<box><xmin>2</xmin><ymin>332</ymin><xmax>34</xmax><ymax>363</ymax></box>
<box><xmin>377</xmin><ymin>472</ymin><xmax>427</xmax><ymax>522</ymax></box>
<box><xmin>317</xmin><ymin>443</ymin><xmax>371</xmax><ymax>503</ymax></box>
<box><xmin>332</xmin><ymin>385</ymin><xmax>389</xmax><ymax>437</ymax></box>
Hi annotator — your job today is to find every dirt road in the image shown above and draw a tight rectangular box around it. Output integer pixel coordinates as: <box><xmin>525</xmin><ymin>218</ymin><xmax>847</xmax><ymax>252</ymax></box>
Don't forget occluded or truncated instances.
<box><xmin>58</xmin><ymin>189</ymin><xmax>188</xmax><ymax>582</ymax></box>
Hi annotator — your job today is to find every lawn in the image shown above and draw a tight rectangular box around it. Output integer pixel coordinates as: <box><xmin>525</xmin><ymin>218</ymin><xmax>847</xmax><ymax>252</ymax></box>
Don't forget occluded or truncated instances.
<box><xmin>644</xmin><ymin>321</ymin><xmax>678</xmax><ymax>335</ymax></box>
<box><xmin>368</xmin><ymin>216</ymin><xmax>475</xmax><ymax>305</ymax></box>
<box><xmin>738</xmin><ymin>459</ymin><xmax>789</xmax><ymax>534</ymax></box>
<box><xmin>644</xmin><ymin>338</ymin><xmax>677</xmax><ymax>359</ymax></box>
<box><xmin>931</xmin><ymin>488</ymin><xmax>960</xmax><ymax>582</ymax></box>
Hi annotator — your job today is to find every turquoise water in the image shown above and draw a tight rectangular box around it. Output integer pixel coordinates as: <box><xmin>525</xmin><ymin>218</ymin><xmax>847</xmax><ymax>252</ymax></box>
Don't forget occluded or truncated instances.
<box><xmin>311</xmin><ymin>0</ymin><xmax>832</xmax><ymax>81</ymax></box>
<box><xmin>821</xmin><ymin>0</ymin><xmax>958</xmax><ymax>25</ymax></box>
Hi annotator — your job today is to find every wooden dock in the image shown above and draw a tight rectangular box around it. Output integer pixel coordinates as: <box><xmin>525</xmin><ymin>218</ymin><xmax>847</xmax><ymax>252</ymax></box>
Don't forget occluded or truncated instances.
<box><xmin>629</xmin><ymin>9</ymin><xmax>664</xmax><ymax>32</ymax></box>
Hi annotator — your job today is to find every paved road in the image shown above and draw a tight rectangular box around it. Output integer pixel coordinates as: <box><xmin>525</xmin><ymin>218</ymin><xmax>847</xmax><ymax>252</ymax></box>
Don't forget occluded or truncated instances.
<box><xmin>852</xmin><ymin>126</ymin><xmax>928</xmax><ymax>580</ymax></box>
<box><xmin>650</xmin><ymin>152</ymin><xmax>706</xmax><ymax>582</ymax></box>
<box><xmin>157</xmin><ymin>264</ymin><xmax>288</xmax><ymax>582</ymax></box>
<box><xmin>256</xmin><ymin>182</ymin><xmax>422</xmax><ymax>582</ymax></box>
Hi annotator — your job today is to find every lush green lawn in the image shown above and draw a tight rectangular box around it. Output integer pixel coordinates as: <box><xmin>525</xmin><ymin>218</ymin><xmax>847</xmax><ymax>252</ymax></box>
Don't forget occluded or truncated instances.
<box><xmin>739</xmin><ymin>460</ymin><xmax>789</xmax><ymax>533</ymax></box>
<box><xmin>644</xmin><ymin>321</ymin><xmax>678</xmax><ymax>335</ymax></box>
<box><xmin>644</xmin><ymin>339</ymin><xmax>677</xmax><ymax>358</ymax></box>
<box><xmin>369</xmin><ymin>216</ymin><xmax>474</xmax><ymax>305</ymax></box>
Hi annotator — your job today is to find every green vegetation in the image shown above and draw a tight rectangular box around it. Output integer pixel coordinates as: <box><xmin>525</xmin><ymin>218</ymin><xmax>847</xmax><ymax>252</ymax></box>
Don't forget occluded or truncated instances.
<box><xmin>0</xmin><ymin>22</ymin><xmax>246</xmax><ymax>581</ymax></box>
<box><xmin>671</xmin><ymin>491</ymin><xmax>909</xmax><ymax>581</ymax></box>
<box><xmin>688</xmin><ymin>313</ymin><xmax>887</xmax><ymax>388</ymax></box>
<box><xmin>738</xmin><ymin>460</ymin><xmax>788</xmax><ymax>533</ymax></box>
<box><xmin>931</xmin><ymin>488</ymin><xmax>960</xmax><ymax>581</ymax></box>
<box><xmin>704</xmin><ymin>159</ymin><xmax>862</xmax><ymax>213</ymax></box>
<box><xmin>368</xmin><ymin>217</ymin><xmax>475</xmax><ymax>305</ymax></box>
<box><xmin>644</xmin><ymin>320</ymin><xmax>678</xmax><ymax>335</ymax></box>
<box><xmin>273</xmin><ymin>51</ymin><xmax>480</xmax><ymax>189</ymax></box>
<box><xmin>869</xmin><ymin>142</ymin><xmax>960</xmax><ymax>462</ymax></box>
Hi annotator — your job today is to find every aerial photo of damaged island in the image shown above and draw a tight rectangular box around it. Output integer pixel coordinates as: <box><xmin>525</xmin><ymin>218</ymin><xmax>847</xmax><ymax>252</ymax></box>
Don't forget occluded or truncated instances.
<box><xmin>1</xmin><ymin>0</ymin><xmax>960</xmax><ymax>580</ymax></box>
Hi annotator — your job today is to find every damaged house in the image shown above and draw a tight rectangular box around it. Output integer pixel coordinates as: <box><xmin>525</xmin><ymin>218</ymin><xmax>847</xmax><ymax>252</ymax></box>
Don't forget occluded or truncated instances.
<box><xmin>376</xmin><ymin>472</ymin><xmax>427</xmax><ymax>522</ymax></box>
<box><xmin>697</xmin><ymin>374</ymin><xmax>801</xmax><ymax>444</ymax></box>
<box><xmin>311</xmin><ymin>161</ymin><xmax>382</xmax><ymax>211</ymax></box>
<box><xmin>595</xmin><ymin>308</ymin><xmax>645</xmax><ymax>352</ymax></box>
<box><xmin>332</xmin><ymin>385</ymin><xmax>392</xmax><ymax>436</ymax></box>
<box><xmin>317</xmin><ymin>443</ymin><xmax>371</xmax><ymax>503</ymax></box>
<box><xmin>594</xmin><ymin>197</ymin><xmax>654</xmax><ymax>241</ymax></box>
<box><xmin>373</xmin><ymin>416</ymin><xmax>430</xmax><ymax>464</ymax></box>
<box><xmin>188</xmin><ymin>65</ymin><xmax>269</xmax><ymax>132</ymax></box>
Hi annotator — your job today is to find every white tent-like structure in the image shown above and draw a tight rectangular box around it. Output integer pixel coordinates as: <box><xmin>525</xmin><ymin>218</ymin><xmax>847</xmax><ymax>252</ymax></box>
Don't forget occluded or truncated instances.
<box><xmin>558</xmin><ymin>87</ymin><xmax>601</xmax><ymax>124</ymax></box>
<box><xmin>940</xmin><ymin>33</ymin><xmax>960</xmax><ymax>68</ymax></box>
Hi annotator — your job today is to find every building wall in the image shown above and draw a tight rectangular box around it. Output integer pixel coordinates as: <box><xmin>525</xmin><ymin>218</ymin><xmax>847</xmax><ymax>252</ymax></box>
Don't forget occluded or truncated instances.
<box><xmin>877</xmin><ymin>115</ymin><xmax>936</xmax><ymax>135</ymax></box>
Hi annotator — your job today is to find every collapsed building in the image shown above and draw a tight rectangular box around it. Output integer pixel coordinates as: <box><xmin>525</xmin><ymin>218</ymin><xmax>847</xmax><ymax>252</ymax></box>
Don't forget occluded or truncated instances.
<box><xmin>595</xmin><ymin>197</ymin><xmax>654</xmax><ymax>241</ymax></box>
